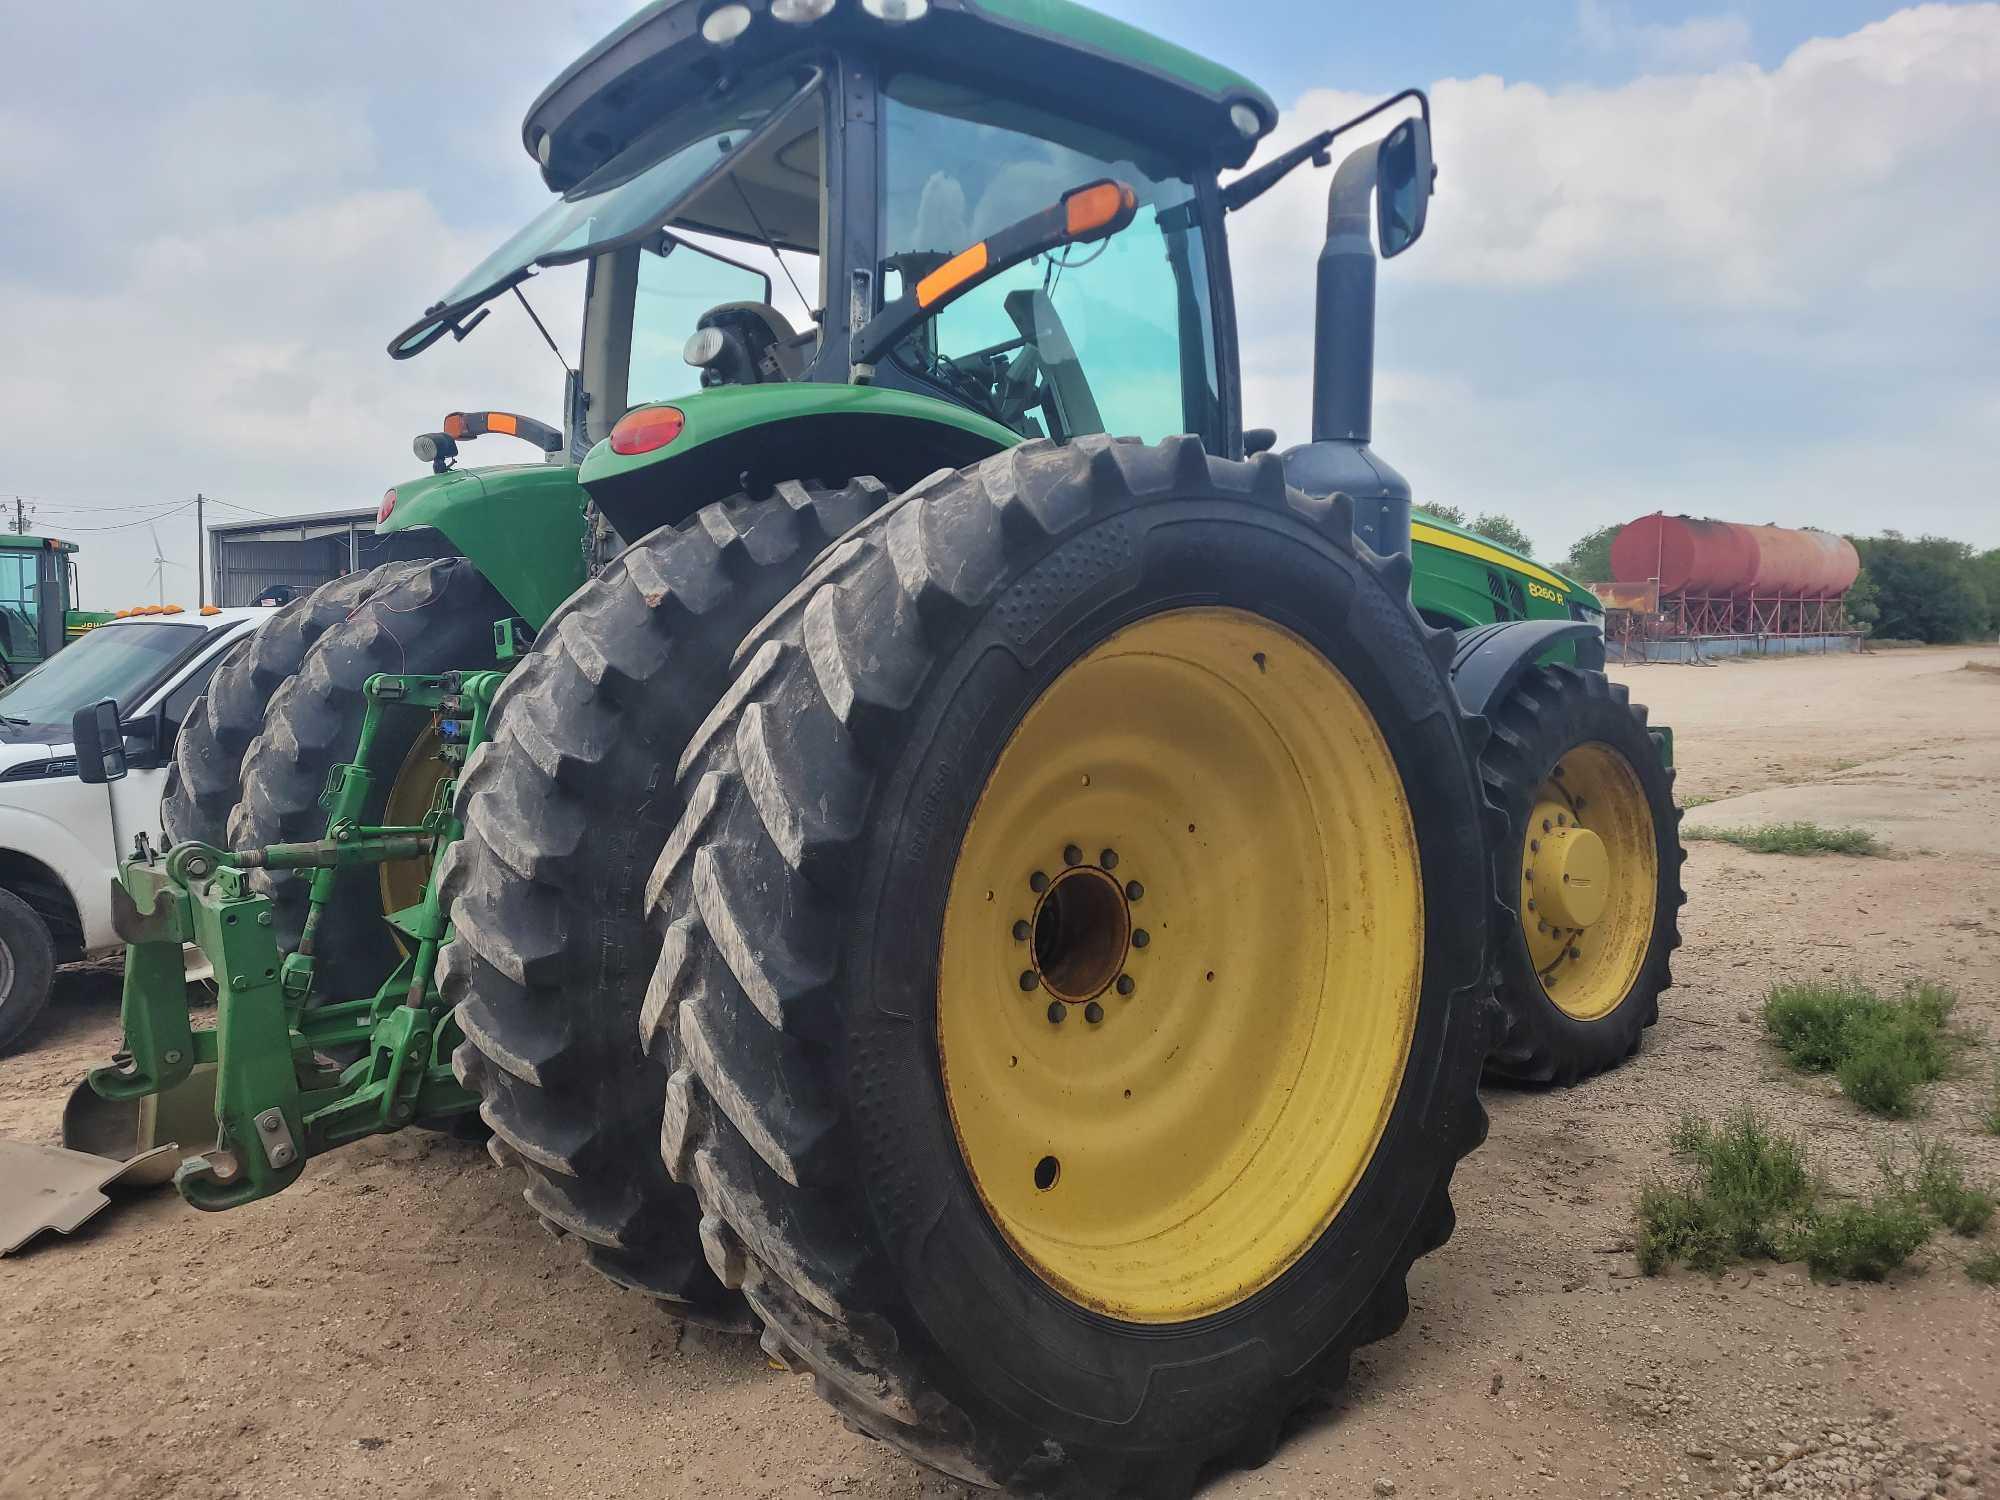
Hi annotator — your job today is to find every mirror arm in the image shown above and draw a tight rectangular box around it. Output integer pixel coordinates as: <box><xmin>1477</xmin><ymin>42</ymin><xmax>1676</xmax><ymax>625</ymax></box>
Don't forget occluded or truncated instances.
<box><xmin>849</xmin><ymin>179</ymin><xmax>1139</xmax><ymax>383</ymax></box>
<box><xmin>1221</xmin><ymin>88</ymin><xmax>1429</xmax><ymax>214</ymax></box>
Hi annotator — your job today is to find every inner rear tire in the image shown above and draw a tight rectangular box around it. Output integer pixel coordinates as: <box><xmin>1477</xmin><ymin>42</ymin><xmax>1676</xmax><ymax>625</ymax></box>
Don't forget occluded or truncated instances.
<box><xmin>651</xmin><ymin>438</ymin><xmax>1497</xmax><ymax>1496</ymax></box>
<box><xmin>442</xmin><ymin>479</ymin><xmax>890</xmax><ymax>1323</ymax></box>
<box><xmin>1481</xmin><ymin>663</ymin><xmax>1684</xmax><ymax>1085</ymax></box>
<box><xmin>163</xmin><ymin>561</ymin><xmax>429</xmax><ymax>848</ymax></box>
<box><xmin>229</xmin><ymin>558</ymin><xmax>505</xmax><ymax>1004</ymax></box>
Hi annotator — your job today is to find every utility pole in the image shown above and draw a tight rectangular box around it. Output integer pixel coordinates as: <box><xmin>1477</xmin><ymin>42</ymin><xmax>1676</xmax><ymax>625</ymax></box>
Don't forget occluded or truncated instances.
<box><xmin>195</xmin><ymin>493</ymin><xmax>205</xmax><ymax>608</ymax></box>
<box><xmin>11</xmin><ymin>496</ymin><xmax>23</xmax><ymax>535</ymax></box>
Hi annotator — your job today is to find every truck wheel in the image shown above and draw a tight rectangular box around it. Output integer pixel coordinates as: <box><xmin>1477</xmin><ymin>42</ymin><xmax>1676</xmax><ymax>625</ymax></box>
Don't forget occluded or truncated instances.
<box><xmin>229</xmin><ymin>559</ymin><xmax>505</xmax><ymax>1004</ymax></box>
<box><xmin>0</xmin><ymin>887</ymin><xmax>58</xmax><ymax>1053</ymax></box>
<box><xmin>1481</xmin><ymin>664</ymin><xmax>1684</xmax><ymax>1085</ymax></box>
<box><xmin>443</xmin><ymin>479</ymin><xmax>889</xmax><ymax>1324</ymax></box>
<box><xmin>163</xmin><ymin>561</ymin><xmax>430</xmax><ymax>847</ymax></box>
<box><xmin>652</xmin><ymin>437</ymin><xmax>1496</xmax><ymax>1495</ymax></box>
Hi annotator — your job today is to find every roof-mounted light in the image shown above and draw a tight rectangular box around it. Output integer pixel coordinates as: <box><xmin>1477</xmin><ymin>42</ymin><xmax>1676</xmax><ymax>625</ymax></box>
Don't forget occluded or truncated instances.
<box><xmin>772</xmin><ymin>0</ymin><xmax>836</xmax><ymax>21</ymax></box>
<box><xmin>1230</xmin><ymin>102</ymin><xmax>1265</xmax><ymax>139</ymax></box>
<box><xmin>701</xmin><ymin>3</ymin><xmax>753</xmax><ymax>43</ymax></box>
<box><xmin>861</xmin><ymin>0</ymin><xmax>929</xmax><ymax>21</ymax></box>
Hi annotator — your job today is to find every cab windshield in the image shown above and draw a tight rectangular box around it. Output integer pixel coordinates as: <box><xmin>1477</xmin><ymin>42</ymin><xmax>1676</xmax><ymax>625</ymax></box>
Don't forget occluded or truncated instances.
<box><xmin>0</xmin><ymin>622</ymin><xmax>206</xmax><ymax>733</ymax></box>
<box><xmin>880</xmin><ymin>76</ymin><xmax>1223</xmax><ymax>446</ymax></box>
<box><xmin>391</xmin><ymin>69</ymin><xmax>822</xmax><ymax>358</ymax></box>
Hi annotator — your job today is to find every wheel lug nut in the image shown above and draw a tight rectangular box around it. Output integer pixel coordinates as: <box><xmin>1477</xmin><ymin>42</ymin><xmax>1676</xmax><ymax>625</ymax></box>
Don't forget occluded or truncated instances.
<box><xmin>1012</xmin><ymin>920</ymin><xmax>1031</xmax><ymax>941</ymax></box>
<box><xmin>1527</xmin><ymin>899</ymin><xmax>1536</xmax><ymax>911</ymax></box>
<box><xmin>1063</xmin><ymin>844</ymin><xmax>1082</xmax><ymax>866</ymax></box>
<box><xmin>1542</xmin><ymin>818</ymin><xmax>1552</xmax><ymax>833</ymax></box>
<box><xmin>1100</xmin><ymin>849</ymin><xmax>1119</xmax><ymax>870</ymax></box>
<box><xmin>1084</xmin><ymin>1002</ymin><xmax>1104</xmax><ymax>1025</ymax></box>
<box><xmin>1046</xmin><ymin>1001</ymin><xmax>1065</xmax><ymax>1024</ymax></box>
<box><xmin>1125</xmin><ymin>881</ymin><xmax>1144</xmax><ymax>902</ymax></box>
<box><xmin>1030</xmin><ymin>871</ymin><xmax>1049</xmax><ymax>893</ymax></box>
<box><xmin>1019</xmin><ymin>971</ymin><xmax>1040</xmax><ymax>992</ymax></box>
<box><xmin>1531</xmin><ymin>839</ymin><xmax>1541</xmax><ymax>853</ymax></box>
<box><xmin>1131</xmin><ymin>929</ymin><xmax>1150</xmax><ymax>949</ymax></box>
<box><xmin>1557</xmin><ymin>814</ymin><xmax>1568</xmax><ymax>827</ymax></box>
<box><xmin>1116</xmin><ymin>975</ymin><xmax>1135</xmax><ymax>996</ymax></box>
<box><xmin>1569</xmin><ymin>946</ymin><xmax>1582</xmax><ymax>959</ymax></box>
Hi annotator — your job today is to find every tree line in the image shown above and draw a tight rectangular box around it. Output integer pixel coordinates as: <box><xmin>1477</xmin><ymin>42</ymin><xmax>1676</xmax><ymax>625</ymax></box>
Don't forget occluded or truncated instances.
<box><xmin>1423</xmin><ymin>509</ymin><xmax>2000</xmax><ymax>645</ymax></box>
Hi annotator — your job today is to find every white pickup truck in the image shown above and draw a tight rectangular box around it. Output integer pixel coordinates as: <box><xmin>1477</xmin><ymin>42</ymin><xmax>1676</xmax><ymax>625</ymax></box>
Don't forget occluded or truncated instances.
<box><xmin>0</xmin><ymin>606</ymin><xmax>270</xmax><ymax>1049</ymax></box>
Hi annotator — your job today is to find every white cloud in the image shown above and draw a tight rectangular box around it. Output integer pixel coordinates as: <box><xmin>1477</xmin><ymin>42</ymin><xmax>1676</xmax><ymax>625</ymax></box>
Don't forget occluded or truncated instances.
<box><xmin>1229</xmin><ymin>5</ymin><xmax>2000</xmax><ymax>559</ymax></box>
<box><xmin>1578</xmin><ymin>2</ymin><xmax>1754</xmax><ymax>71</ymax></box>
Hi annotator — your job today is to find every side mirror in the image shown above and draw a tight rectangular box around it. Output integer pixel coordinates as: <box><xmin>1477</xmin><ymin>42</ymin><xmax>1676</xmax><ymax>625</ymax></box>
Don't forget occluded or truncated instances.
<box><xmin>1376</xmin><ymin>117</ymin><xmax>1433</xmax><ymax>258</ymax></box>
<box><xmin>74</xmin><ymin>699</ymin><xmax>128</xmax><ymax>784</ymax></box>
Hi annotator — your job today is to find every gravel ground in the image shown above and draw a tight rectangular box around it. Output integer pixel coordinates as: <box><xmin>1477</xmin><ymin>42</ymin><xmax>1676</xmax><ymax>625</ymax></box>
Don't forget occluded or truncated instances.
<box><xmin>2</xmin><ymin>642</ymin><xmax>1996</xmax><ymax>1500</ymax></box>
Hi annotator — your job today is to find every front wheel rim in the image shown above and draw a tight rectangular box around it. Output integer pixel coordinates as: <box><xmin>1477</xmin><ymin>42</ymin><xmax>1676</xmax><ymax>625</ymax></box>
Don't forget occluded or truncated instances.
<box><xmin>1519</xmin><ymin>741</ymin><xmax>1659</xmax><ymax>1021</ymax></box>
<box><xmin>937</xmin><ymin>607</ymin><xmax>1423</xmax><ymax>1324</ymax></box>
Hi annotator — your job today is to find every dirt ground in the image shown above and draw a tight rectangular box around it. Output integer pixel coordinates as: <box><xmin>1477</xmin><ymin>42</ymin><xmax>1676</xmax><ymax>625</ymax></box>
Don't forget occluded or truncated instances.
<box><xmin>3</xmin><ymin>643</ymin><xmax>1998</xmax><ymax>1500</ymax></box>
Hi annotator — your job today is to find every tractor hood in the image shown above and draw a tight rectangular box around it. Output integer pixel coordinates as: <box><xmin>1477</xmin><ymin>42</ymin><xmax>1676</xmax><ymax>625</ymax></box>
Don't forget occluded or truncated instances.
<box><xmin>526</xmin><ymin>0</ymin><xmax>1276</xmax><ymax>195</ymax></box>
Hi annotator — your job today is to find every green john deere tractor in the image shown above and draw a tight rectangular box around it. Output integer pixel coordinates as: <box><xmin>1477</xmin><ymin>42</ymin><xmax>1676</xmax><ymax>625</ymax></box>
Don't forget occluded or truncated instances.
<box><xmin>75</xmin><ymin>2</ymin><xmax>1685</xmax><ymax>1492</ymax></box>
<box><xmin>0</xmin><ymin>533</ymin><xmax>109</xmax><ymax>681</ymax></box>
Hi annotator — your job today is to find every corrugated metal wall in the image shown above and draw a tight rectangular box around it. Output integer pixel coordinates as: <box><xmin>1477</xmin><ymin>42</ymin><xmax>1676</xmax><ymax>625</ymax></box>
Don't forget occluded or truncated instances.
<box><xmin>210</xmin><ymin>519</ymin><xmax>463</xmax><ymax>606</ymax></box>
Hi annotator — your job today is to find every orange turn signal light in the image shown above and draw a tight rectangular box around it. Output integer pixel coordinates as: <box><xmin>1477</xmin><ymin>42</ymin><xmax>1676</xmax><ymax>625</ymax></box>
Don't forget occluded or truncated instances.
<box><xmin>201</xmin><ymin>605</ymin><xmax>222</xmax><ymax>616</ymax></box>
<box><xmin>918</xmin><ymin>243</ymin><xmax>991</xmax><ymax>309</ymax></box>
<box><xmin>609</xmin><ymin>405</ymin><xmax>686</xmax><ymax>456</ymax></box>
<box><xmin>487</xmin><ymin>412</ymin><xmax>518</xmax><ymax>436</ymax></box>
<box><xmin>442</xmin><ymin>413</ymin><xmax>469</xmax><ymax>440</ymax></box>
<box><xmin>1065</xmin><ymin>181</ymin><xmax>1138</xmax><ymax>238</ymax></box>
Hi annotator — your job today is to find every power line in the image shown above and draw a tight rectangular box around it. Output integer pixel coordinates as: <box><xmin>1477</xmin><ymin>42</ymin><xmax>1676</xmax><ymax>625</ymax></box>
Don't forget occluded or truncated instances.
<box><xmin>49</xmin><ymin>500</ymin><xmax>201</xmax><ymax>533</ymax></box>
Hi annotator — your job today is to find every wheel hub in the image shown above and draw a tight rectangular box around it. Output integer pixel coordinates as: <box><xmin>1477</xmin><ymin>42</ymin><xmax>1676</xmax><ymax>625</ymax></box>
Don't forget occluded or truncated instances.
<box><xmin>1529</xmin><ymin>814</ymin><xmax>1609</xmax><ymax>929</ymax></box>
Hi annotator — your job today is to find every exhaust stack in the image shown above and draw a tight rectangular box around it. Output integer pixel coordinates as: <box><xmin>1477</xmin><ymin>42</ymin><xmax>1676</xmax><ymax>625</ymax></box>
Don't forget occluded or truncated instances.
<box><xmin>1280</xmin><ymin>114</ymin><xmax>1433</xmax><ymax>561</ymax></box>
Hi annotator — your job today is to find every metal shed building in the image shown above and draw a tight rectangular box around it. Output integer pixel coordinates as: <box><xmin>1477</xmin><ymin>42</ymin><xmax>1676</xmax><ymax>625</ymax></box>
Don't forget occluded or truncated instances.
<box><xmin>206</xmin><ymin>509</ymin><xmax>461</xmax><ymax>607</ymax></box>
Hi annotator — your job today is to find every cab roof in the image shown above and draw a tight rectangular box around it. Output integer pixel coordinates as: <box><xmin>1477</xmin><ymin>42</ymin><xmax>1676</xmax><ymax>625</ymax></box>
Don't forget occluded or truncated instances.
<box><xmin>94</xmin><ymin>605</ymin><xmax>273</xmax><ymax>630</ymax></box>
<box><xmin>526</xmin><ymin>0</ymin><xmax>1278</xmax><ymax>193</ymax></box>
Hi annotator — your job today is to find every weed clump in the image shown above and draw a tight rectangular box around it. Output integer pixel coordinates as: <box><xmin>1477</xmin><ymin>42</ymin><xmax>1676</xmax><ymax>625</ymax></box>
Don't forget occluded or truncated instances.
<box><xmin>1683</xmin><ymin>822</ymin><xmax>1883</xmax><ymax>856</ymax></box>
<box><xmin>1790</xmin><ymin>1196</ymin><xmax>1932</xmax><ymax>1282</ymax></box>
<box><xmin>1981</xmin><ymin>1064</ymin><xmax>2000</xmax><ymax>1137</ymax></box>
<box><xmin>1967</xmin><ymin>1249</ymin><xmax>2000</xmax><ymax>1286</ymax></box>
<box><xmin>1883</xmin><ymin>1138</ymin><xmax>1997</xmax><ymax>1237</ymax></box>
<box><xmin>1636</xmin><ymin>1111</ymin><xmax>1814</xmax><ymax>1275</ymax></box>
<box><xmin>1761</xmin><ymin>979</ymin><xmax>1959</xmax><ymax>1117</ymax></box>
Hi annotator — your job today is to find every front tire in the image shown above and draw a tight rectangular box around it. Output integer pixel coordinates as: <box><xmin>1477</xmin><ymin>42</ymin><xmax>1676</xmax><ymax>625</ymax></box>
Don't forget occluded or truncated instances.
<box><xmin>0</xmin><ymin>887</ymin><xmax>58</xmax><ymax>1054</ymax></box>
<box><xmin>651</xmin><ymin>438</ymin><xmax>1496</xmax><ymax>1495</ymax></box>
<box><xmin>1481</xmin><ymin>663</ymin><xmax>1684</xmax><ymax>1085</ymax></box>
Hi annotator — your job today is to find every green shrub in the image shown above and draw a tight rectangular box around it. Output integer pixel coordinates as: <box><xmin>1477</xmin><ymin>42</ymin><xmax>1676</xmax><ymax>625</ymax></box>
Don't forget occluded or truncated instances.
<box><xmin>1637</xmin><ymin>1112</ymin><xmax>1816</xmax><ymax>1274</ymax></box>
<box><xmin>1981</xmin><ymin>1064</ymin><xmax>2000</xmax><ymax>1137</ymax></box>
<box><xmin>1968</xmin><ymin>1248</ymin><xmax>2000</xmax><ymax>1286</ymax></box>
<box><xmin>1683</xmin><ymin>822</ymin><xmax>1883</xmax><ymax>856</ymax></box>
<box><xmin>1889</xmin><ymin>1138</ymin><xmax>1998</xmax><ymax>1236</ymax></box>
<box><xmin>1790</xmin><ymin>1195</ymin><xmax>1932</xmax><ymax>1281</ymax></box>
<box><xmin>1761</xmin><ymin>979</ymin><xmax>1959</xmax><ymax>1117</ymax></box>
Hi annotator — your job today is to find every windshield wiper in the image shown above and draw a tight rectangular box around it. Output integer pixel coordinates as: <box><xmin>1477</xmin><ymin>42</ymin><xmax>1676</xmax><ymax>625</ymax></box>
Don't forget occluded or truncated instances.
<box><xmin>0</xmin><ymin>715</ymin><xmax>31</xmax><ymax>727</ymax></box>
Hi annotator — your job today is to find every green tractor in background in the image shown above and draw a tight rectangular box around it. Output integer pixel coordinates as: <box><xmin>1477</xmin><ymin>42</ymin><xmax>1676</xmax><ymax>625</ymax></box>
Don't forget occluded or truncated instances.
<box><xmin>0</xmin><ymin>533</ymin><xmax>111</xmax><ymax>681</ymax></box>
<box><xmin>77</xmin><ymin>2</ymin><xmax>1684</xmax><ymax>1492</ymax></box>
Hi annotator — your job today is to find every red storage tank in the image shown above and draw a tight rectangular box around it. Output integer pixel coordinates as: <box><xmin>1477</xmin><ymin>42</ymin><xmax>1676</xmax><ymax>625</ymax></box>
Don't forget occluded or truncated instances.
<box><xmin>1611</xmin><ymin>515</ymin><xmax>1858</xmax><ymax>599</ymax></box>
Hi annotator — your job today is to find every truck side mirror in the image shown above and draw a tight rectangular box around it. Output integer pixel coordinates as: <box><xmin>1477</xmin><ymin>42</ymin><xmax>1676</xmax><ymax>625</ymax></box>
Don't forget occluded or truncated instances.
<box><xmin>74</xmin><ymin>699</ymin><xmax>128</xmax><ymax>784</ymax></box>
<box><xmin>1376</xmin><ymin>117</ymin><xmax>1433</xmax><ymax>258</ymax></box>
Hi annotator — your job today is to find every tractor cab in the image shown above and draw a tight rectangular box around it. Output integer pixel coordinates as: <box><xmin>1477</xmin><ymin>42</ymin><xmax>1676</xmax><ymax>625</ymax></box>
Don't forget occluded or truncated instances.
<box><xmin>0</xmin><ymin>535</ymin><xmax>91</xmax><ymax>682</ymax></box>
<box><xmin>385</xmin><ymin>1</ymin><xmax>1390</xmax><ymax>491</ymax></box>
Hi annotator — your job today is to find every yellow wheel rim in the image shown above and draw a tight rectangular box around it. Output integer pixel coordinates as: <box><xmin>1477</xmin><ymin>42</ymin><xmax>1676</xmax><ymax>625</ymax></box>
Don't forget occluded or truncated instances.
<box><xmin>936</xmin><ymin>607</ymin><xmax>1422</xmax><ymax>1324</ymax></box>
<box><xmin>1518</xmin><ymin>742</ymin><xmax>1658</xmax><ymax>1021</ymax></box>
<box><xmin>379</xmin><ymin>726</ymin><xmax>449</xmax><ymax>930</ymax></box>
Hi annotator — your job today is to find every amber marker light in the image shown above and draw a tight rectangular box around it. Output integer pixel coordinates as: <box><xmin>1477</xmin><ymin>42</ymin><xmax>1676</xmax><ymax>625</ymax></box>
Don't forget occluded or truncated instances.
<box><xmin>609</xmin><ymin>405</ymin><xmax>686</xmax><ymax>456</ymax></box>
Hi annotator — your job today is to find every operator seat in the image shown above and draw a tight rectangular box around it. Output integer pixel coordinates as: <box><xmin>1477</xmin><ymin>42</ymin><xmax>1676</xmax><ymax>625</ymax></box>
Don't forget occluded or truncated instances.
<box><xmin>685</xmin><ymin>301</ymin><xmax>814</xmax><ymax>386</ymax></box>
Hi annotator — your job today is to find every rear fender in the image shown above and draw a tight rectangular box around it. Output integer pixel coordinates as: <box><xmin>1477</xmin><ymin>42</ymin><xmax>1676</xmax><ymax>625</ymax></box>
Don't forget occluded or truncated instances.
<box><xmin>377</xmin><ymin>464</ymin><xmax>586</xmax><ymax>631</ymax></box>
<box><xmin>578</xmin><ymin>385</ymin><xmax>1021</xmax><ymax>543</ymax></box>
<box><xmin>1449</xmin><ymin>620</ymin><xmax>1672</xmax><ymax>767</ymax></box>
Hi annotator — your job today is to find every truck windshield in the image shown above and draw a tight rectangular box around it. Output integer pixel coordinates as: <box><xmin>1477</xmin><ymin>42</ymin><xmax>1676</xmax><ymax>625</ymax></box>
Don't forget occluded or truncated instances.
<box><xmin>0</xmin><ymin>622</ymin><xmax>207</xmax><ymax>732</ymax></box>
<box><xmin>880</xmin><ymin>76</ymin><xmax>1223</xmax><ymax>447</ymax></box>
<box><xmin>391</xmin><ymin>70</ymin><xmax>821</xmax><ymax>359</ymax></box>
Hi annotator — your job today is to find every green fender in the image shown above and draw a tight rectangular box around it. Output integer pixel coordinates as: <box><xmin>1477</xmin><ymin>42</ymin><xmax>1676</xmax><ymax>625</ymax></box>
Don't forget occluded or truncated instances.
<box><xmin>377</xmin><ymin>464</ymin><xmax>587</xmax><ymax>631</ymax></box>
<box><xmin>381</xmin><ymin>388</ymin><xmax>1023</xmax><ymax>632</ymax></box>
<box><xmin>577</xmin><ymin>385</ymin><xmax>1023</xmax><ymax>543</ymax></box>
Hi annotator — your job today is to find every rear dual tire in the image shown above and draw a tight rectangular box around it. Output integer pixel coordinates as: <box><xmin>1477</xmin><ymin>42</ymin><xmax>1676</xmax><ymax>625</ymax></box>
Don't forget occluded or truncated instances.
<box><xmin>651</xmin><ymin>438</ymin><xmax>1497</xmax><ymax>1495</ymax></box>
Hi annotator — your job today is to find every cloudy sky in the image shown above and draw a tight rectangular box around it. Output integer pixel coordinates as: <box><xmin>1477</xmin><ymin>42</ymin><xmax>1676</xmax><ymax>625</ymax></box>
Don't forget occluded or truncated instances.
<box><xmin>1</xmin><ymin>1</ymin><xmax>1994</xmax><ymax>606</ymax></box>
